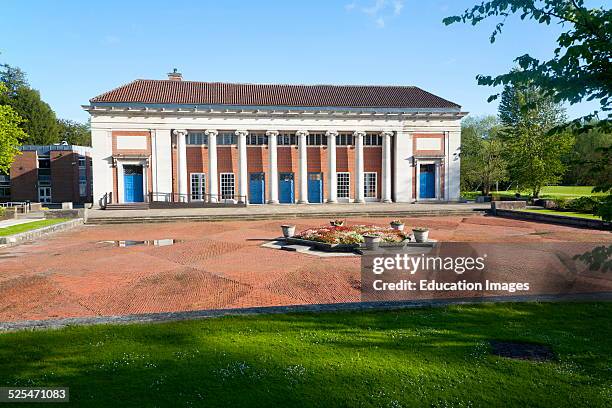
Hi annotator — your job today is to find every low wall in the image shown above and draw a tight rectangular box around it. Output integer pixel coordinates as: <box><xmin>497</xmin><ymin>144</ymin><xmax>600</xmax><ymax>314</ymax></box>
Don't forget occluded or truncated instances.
<box><xmin>0</xmin><ymin>218</ymin><xmax>84</xmax><ymax>246</ymax></box>
<box><xmin>44</xmin><ymin>209</ymin><xmax>85</xmax><ymax>219</ymax></box>
<box><xmin>491</xmin><ymin>201</ymin><xmax>527</xmax><ymax>214</ymax></box>
<box><xmin>494</xmin><ymin>209</ymin><xmax>610</xmax><ymax>231</ymax></box>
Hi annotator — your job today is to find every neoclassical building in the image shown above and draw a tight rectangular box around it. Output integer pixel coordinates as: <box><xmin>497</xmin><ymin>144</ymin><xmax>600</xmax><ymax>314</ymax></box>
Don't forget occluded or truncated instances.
<box><xmin>86</xmin><ymin>72</ymin><xmax>466</xmax><ymax>207</ymax></box>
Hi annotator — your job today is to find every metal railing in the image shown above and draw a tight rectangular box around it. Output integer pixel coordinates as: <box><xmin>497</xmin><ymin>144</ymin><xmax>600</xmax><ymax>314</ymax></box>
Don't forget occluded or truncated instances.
<box><xmin>100</xmin><ymin>192</ymin><xmax>113</xmax><ymax>209</ymax></box>
<box><xmin>148</xmin><ymin>192</ymin><xmax>247</xmax><ymax>205</ymax></box>
<box><xmin>0</xmin><ymin>201</ymin><xmax>32</xmax><ymax>213</ymax></box>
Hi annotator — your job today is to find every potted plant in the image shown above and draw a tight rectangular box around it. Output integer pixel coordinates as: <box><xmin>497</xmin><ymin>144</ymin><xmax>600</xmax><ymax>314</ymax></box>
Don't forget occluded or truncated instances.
<box><xmin>412</xmin><ymin>227</ymin><xmax>429</xmax><ymax>243</ymax></box>
<box><xmin>363</xmin><ymin>234</ymin><xmax>381</xmax><ymax>251</ymax></box>
<box><xmin>390</xmin><ymin>220</ymin><xmax>405</xmax><ymax>231</ymax></box>
<box><xmin>330</xmin><ymin>219</ymin><xmax>344</xmax><ymax>227</ymax></box>
<box><xmin>281</xmin><ymin>225</ymin><xmax>296</xmax><ymax>238</ymax></box>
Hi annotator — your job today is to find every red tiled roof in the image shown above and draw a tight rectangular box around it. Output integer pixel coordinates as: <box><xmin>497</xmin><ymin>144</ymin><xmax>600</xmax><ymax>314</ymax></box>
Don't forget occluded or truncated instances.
<box><xmin>90</xmin><ymin>79</ymin><xmax>461</xmax><ymax>109</ymax></box>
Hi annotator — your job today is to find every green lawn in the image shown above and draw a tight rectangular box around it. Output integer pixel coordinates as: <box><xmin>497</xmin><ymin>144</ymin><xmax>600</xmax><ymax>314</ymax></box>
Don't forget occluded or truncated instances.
<box><xmin>463</xmin><ymin>186</ymin><xmax>604</xmax><ymax>200</ymax></box>
<box><xmin>0</xmin><ymin>218</ymin><xmax>69</xmax><ymax>236</ymax></box>
<box><xmin>520</xmin><ymin>208</ymin><xmax>603</xmax><ymax>220</ymax></box>
<box><xmin>1</xmin><ymin>303</ymin><xmax>611</xmax><ymax>407</ymax></box>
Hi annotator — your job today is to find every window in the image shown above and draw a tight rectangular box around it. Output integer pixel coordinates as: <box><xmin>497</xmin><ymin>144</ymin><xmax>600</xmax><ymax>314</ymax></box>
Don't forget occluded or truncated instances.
<box><xmin>79</xmin><ymin>172</ymin><xmax>87</xmax><ymax>197</ymax></box>
<box><xmin>336</xmin><ymin>133</ymin><xmax>353</xmax><ymax>146</ymax></box>
<box><xmin>307</xmin><ymin>133</ymin><xmax>327</xmax><ymax>146</ymax></box>
<box><xmin>0</xmin><ymin>173</ymin><xmax>9</xmax><ymax>198</ymax></box>
<box><xmin>187</xmin><ymin>132</ymin><xmax>208</xmax><ymax>145</ymax></box>
<box><xmin>38</xmin><ymin>157</ymin><xmax>50</xmax><ymax>168</ymax></box>
<box><xmin>364</xmin><ymin>172</ymin><xmax>377</xmax><ymax>199</ymax></box>
<box><xmin>247</xmin><ymin>133</ymin><xmax>268</xmax><ymax>145</ymax></box>
<box><xmin>337</xmin><ymin>172</ymin><xmax>350</xmax><ymax>199</ymax></box>
<box><xmin>78</xmin><ymin>156</ymin><xmax>87</xmax><ymax>168</ymax></box>
<box><xmin>217</xmin><ymin>132</ymin><xmax>236</xmax><ymax>145</ymax></box>
<box><xmin>190</xmin><ymin>173</ymin><xmax>206</xmax><ymax>201</ymax></box>
<box><xmin>220</xmin><ymin>173</ymin><xmax>235</xmax><ymax>200</ymax></box>
<box><xmin>364</xmin><ymin>133</ymin><xmax>383</xmax><ymax>146</ymax></box>
<box><xmin>277</xmin><ymin>132</ymin><xmax>297</xmax><ymax>146</ymax></box>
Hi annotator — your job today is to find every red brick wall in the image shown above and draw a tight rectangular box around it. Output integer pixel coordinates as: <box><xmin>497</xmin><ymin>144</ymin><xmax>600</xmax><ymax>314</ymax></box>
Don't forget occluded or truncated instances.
<box><xmin>186</xmin><ymin>146</ymin><xmax>209</xmax><ymax>196</ymax></box>
<box><xmin>364</xmin><ymin>146</ymin><xmax>382</xmax><ymax>199</ymax></box>
<box><xmin>10</xmin><ymin>151</ymin><xmax>38</xmax><ymax>201</ymax></box>
<box><xmin>50</xmin><ymin>151</ymin><xmax>78</xmax><ymax>203</ymax></box>
<box><xmin>336</xmin><ymin>146</ymin><xmax>356</xmax><ymax>199</ymax></box>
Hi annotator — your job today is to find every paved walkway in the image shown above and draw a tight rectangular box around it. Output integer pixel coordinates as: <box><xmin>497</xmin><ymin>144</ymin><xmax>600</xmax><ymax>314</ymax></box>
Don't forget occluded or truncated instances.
<box><xmin>86</xmin><ymin>202</ymin><xmax>489</xmax><ymax>222</ymax></box>
<box><xmin>0</xmin><ymin>215</ymin><xmax>610</xmax><ymax>323</ymax></box>
<box><xmin>0</xmin><ymin>218</ymin><xmax>44</xmax><ymax>228</ymax></box>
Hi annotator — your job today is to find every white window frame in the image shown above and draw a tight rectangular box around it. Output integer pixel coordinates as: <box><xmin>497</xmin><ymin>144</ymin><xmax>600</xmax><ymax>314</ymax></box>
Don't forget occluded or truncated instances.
<box><xmin>78</xmin><ymin>156</ymin><xmax>86</xmax><ymax>168</ymax></box>
<box><xmin>190</xmin><ymin>173</ymin><xmax>206</xmax><ymax>201</ymax></box>
<box><xmin>220</xmin><ymin>173</ymin><xmax>235</xmax><ymax>200</ymax></box>
<box><xmin>38</xmin><ymin>186</ymin><xmax>52</xmax><ymax>203</ymax></box>
<box><xmin>187</xmin><ymin>132</ymin><xmax>208</xmax><ymax>145</ymax></box>
<box><xmin>337</xmin><ymin>172</ymin><xmax>350</xmax><ymax>200</ymax></box>
<box><xmin>364</xmin><ymin>172</ymin><xmax>377</xmax><ymax>200</ymax></box>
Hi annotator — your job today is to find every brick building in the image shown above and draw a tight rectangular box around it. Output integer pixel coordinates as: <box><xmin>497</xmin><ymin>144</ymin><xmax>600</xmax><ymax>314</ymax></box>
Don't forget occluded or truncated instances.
<box><xmin>1</xmin><ymin>144</ymin><xmax>93</xmax><ymax>204</ymax></box>
<box><xmin>86</xmin><ymin>72</ymin><xmax>466</xmax><ymax>206</ymax></box>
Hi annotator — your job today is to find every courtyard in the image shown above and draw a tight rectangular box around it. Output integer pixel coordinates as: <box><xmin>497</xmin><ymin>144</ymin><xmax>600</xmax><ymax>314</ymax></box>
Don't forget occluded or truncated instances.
<box><xmin>0</xmin><ymin>215</ymin><xmax>610</xmax><ymax>324</ymax></box>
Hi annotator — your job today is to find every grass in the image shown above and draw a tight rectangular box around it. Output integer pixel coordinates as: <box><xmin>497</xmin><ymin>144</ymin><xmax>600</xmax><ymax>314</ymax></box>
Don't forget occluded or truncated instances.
<box><xmin>0</xmin><ymin>303</ymin><xmax>611</xmax><ymax>407</ymax></box>
<box><xmin>0</xmin><ymin>218</ymin><xmax>69</xmax><ymax>236</ymax></box>
<box><xmin>520</xmin><ymin>208</ymin><xmax>603</xmax><ymax>220</ymax></box>
<box><xmin>463</xmin><ymin>186</ymin><xmax>604</xmax><ymax>200</ymax></box>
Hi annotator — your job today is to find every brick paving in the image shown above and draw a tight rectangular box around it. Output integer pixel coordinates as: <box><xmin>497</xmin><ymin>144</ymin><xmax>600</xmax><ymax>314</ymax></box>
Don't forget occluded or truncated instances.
<box><xmin>0</xmin><ymin>215</ymin><xmax>610</xmax><ymax>322</ymax></box>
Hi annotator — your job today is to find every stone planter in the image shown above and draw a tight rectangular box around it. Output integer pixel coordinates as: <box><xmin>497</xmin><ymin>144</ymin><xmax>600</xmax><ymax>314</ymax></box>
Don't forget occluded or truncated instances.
<box><xmin>390</xmin><ymin>223</ymin><xmax>405</xmax><ymax>231</ymax></box>
<box><xmin>281</xmin><ymin>225</ymin><xmax>296</xmax><ymax>238</ymax></box>
<box><xmin>363</xmin><ymin>234</ymin><xmax>382</xmax><ymax>251</ymax></box>
<box><xmin>412</xmin><ymin>229</ymin><xmax>429</xmax><ymax>243</ymax></box>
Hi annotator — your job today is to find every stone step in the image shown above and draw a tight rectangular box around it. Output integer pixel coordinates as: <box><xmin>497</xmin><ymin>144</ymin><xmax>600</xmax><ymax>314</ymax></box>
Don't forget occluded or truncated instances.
<box><xmin>85</xmin><ymin>209</ymin><xmax>485</xmax><ymax>224</ymax></box>
<box><xmin>105</xmin><ymin>203</ymin><xmax>150</xmax><ymax>210</ymax></box>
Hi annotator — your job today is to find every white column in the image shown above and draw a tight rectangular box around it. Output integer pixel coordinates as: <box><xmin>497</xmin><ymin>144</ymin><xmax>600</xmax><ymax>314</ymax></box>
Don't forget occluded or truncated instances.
<box><xmin>297</xmin><ymin>130</ymin><xmax>309</xmax><ymax>204</ymax></box>
<box><xmin>173</xmin><ymin>129</ymin><xmax>188</xmax><ymax>202</ymax></box>
<box><xmin>435</xmin><ymin>161</ymin><xmax>441</xmax><ymax>200</ymax></box>
<box><xmin>415</xmin><ymin>159</ymin><xmax>420</xmax><ymax>201</ymax></box>
<box><xmin>354</xmin><ymin>131</ymin><xmax>366</xmax><ymax>203</ymax></box>
<box><xmin>154</xmin><ymin>129</ymin><xmax>173</xmax><ymax>200</ymax></box>
<box><xmin>381</xmin><ymin>131</ymin><xmax>393</xmax><ymax>203</ymax></box>
<box><xmin>205</xmin><ymin>129</ymin><xmax>218</xmax><ymax>202</ymax></box>
<box><xmin>91</xmin><ymin>127</ymin><xmax>112</xmax><ymax>206</ymax></box>
<box><xmin>236</xmin><ymin>130</ymin><xmax>249</xmax><ymax>203</ymax></box>
<box><xmin>326</xmin><ymin>130</ymin><xmax>338</xmax><ymax>203</ymax></box>
<box><xmin>266</xmin><ymin>130</ymin><xmax>279</xmax><ymax>204</ymax></box>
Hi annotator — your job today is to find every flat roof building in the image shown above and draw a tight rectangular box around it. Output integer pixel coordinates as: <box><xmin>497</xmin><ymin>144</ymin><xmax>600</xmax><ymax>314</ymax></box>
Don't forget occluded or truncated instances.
<box><xmin>3</xmin><ymin>144</ymin><xmax>92</xmax><ymax>204</ymax></box>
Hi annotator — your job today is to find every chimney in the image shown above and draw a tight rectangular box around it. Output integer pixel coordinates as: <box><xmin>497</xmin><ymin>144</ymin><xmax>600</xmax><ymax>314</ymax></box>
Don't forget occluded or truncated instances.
<box><xmin>167</xmin><ymin>68</ymin><xmax>182</xmax><ymax>81</ymax></box>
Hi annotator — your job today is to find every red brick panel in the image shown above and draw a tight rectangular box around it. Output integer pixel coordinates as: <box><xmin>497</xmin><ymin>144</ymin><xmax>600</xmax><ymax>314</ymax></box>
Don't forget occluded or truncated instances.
<box><xmin>9</xmin><ymin>151</ymin><xmax>38</xmax><ymax>201</ymax></box>
<box><xmin>364</xmin><ymin>147</ymin><xmax>382</xmax><ymax>199</ymax></box>
<box><xmin>335</xmin><ymin>146</ymin><xmax>356</xmax><ymax>199</ymax></box>
<box><xmin>50</xmin><ymin>151</ymin><xmax>78</xmax><ymax>203</ymax></box>
<box><xmin>186</xmin><ymin>146</ymin><xmax>209</xmax><ymax>196</ymax></box>
<box><xmin>413</xmin><ymin>133</ymin><xmax>445</xmax><ymax>156</ymax></box>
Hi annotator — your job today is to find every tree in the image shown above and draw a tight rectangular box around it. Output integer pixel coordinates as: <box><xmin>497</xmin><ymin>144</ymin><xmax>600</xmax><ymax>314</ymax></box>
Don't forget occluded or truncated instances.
<box><xmin>3</xmin><ymin>87</ymin><xmax>59</xmax><ymax>145</ymax></box>
<box><xmin>444</xmin><ymin>0</ymin><xmax>612</xmax><ymax>219</ymax></box>
<box><xmin>0</xmin><ymin>83</ymin><xmax>27</xmax><ymax>173</ymax></box>
<box><xmin>563</xmin><ymin>125</ymin><xmax>612</xmax><ymax>185</ymax></box>
<box><xmin>460</xmin><ymin>115</ymin><xmax>507</xmax><ymax>195</ymax></box>
<box><xmin>498</xmin><ymin>82</ymin><xmax>574</xmax><ymax>197</ymax></box>
<box><xmin>57</xmin><ymin>119</ymin><xmax>91</xmax><ymax>146</ymax></box>
<box><xmin>0</xmin><ymin>63</ymin><xmax>28</xmax><ymax>95</ymax></box>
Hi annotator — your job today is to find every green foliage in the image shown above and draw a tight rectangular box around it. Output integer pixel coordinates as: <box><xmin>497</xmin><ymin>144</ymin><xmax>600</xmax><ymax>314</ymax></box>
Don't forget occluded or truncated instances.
<box><xmin>57</xmin><ymin>119</ymin><xmax>91</xmax><ymax>146</ymax></box>
<box><xmin>566</xmin><ymin>196</ymin><xmax>601</xmax><ymax>213</ymax></box>
<box><xmin>443</xmin><ymin>0</ymin><xmax>611</xmax><ymax>130</ymax></box>
<box><xmin>460</xmin><ymin>115</ymin><xmax>508</xmax><ymax>195</ymax></box>
<box><xmin>563</xmin><ymin>125</ymin><xmax>612</xmax><ymax>185</ymax></box>
<box><xmin>498</xmin><ymin>83</ymin><xmax>574</xmax><ymax>197</ymax></box>
<box><xmin>4</xmin><ymin>87</ymin><xmax>59</xmax><ymax>145</ymax></box>
<box><xmin>0</xmin><ymin>83</ymin><xmax>26</xmax><ymax>173</ymax></box>
<box><xmin>0</xmin><ymin>63</ymin><xmax>28</xmax><ymax>95</ymax></box>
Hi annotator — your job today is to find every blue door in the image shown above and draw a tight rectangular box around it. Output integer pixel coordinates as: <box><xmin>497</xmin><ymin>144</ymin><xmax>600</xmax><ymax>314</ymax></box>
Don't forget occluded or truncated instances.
<box><xmin>308</xmin><ymin>172</ymin><xmax>323</xmax><ymax>203</ymax></box>
<box><xmin>419</xmin><ymin>164</ymin><xmax>436</xmax><ymax>199</ymax></box>
<box><xmin>279</xmin><ymin>172</ymin><xmax>294</xmax><ymax>204</ymax></box>
<box><xmin>249</xmin><ymin>173</ymin><xmax>265</xmax><ymax>204</ymax></box>
<box><xmin>124</xmin><ymin>165</ymin><xmax>144</xmax><ymax>203</ymax></box>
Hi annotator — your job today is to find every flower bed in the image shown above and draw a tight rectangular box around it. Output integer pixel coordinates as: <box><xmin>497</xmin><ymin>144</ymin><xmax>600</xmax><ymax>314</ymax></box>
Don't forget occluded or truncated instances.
<box><xmin>295</xmin><ymin>225</ymin><xmax>410</xmax><ymax>245</ymax></box>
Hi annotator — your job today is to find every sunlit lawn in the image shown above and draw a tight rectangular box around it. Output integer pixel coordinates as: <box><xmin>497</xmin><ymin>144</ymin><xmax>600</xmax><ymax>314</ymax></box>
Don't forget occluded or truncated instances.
<box><xmin>0</xmin><ymin>218</ymin><xmax>69</xmax><ymax>236</ymax></box>
<box><xmin>520</xmin><ymin>208</ymin><xmax>603</xmax><ymax>220</ymax></box>
<box><xmin>463</xmin><ymin>186</ymin><xmax>603</xmax><ymax>200</ymax></box>
<box><xmin>1</xmin><ymin>302</ymin><xmax>610</xmax><ymax>407</ymax></box>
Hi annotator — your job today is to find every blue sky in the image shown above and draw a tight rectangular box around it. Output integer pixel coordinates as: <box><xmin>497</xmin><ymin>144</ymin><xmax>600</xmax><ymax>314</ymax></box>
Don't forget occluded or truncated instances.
<box><xmin>1</xmin><ymin>0</ymin><xmax>607</xmax><ymax>122</ymax></box>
